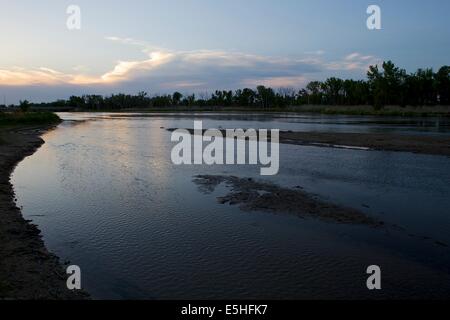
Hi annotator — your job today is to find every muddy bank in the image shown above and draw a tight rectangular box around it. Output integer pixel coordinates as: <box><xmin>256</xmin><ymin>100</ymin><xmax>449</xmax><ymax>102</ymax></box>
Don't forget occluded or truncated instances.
<box><xmin>193</xmin><ymin>175</ymin><xmax>383</xmax><ymax>227</ymax></box>
<box><xmin>278</xmin><ymin>131</ymin><xmax>450</xmax><ymax>157</ymax></box>
<box><xmin>0</xmin><ymin>125</ymin><xmax>87</xmax><ymax>299</ymax></box>
<box><xmin>193</xmin><ymin>175</ymin><xmax>450</xmax><ymax>248</ymax></box>
<box><xmin>168</xmin><ymin>128</ymin><xmax>450</xmax><ymax>157</ymax></box>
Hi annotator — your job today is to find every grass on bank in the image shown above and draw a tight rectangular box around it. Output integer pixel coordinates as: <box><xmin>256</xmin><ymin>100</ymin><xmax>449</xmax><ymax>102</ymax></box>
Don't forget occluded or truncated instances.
<box><xmin>69</xmin><ymin>105</ymin><xmax>450</xmax><ymax>117</ymax></box>
<box><xmin>0</xmin><ymin>111</ymin><xmax>61</xmax><ymax>126</ymax></box>
<box><xmin>290</xmin><ymin>105</ymin><xmax>450</xmax><ymax>117</ymax></box>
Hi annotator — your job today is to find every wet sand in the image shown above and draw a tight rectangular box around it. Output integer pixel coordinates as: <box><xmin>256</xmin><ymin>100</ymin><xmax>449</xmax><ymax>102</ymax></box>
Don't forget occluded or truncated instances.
<box><xmin>278</xmin><ymin>131</ymin><xmax>450</xmax><ymax>157</ymax></box>
<box><xmin>169</xmin><ymin>128</ymin><xmax>450</xmax><ymax>157</ymax></box>
<box><xmin>193</xmin><ymin>175</ymin><xmax>383</xmax><ymax>227</ymax></box>
<box><xmin>193</xmin><ymin>175</ymin><xmax>450</xmax><ymax>248</ymax></box>
<box><xmin>0</xmin><ymin>125</ymin><xmax>86</xmax><ymax>299</ymax></box>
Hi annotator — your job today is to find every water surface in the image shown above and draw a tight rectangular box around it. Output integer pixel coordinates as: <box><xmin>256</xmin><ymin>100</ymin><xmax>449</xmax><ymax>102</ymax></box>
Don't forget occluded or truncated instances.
<box><xmin>12</xmin><ymin>113</ymin><xmax>450</xmax><ymax>299</ymax></box>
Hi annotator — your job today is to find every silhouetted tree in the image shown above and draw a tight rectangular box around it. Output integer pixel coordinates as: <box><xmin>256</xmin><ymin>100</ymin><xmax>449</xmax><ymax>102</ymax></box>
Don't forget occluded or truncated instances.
<box><xmin>321</xmin><ymin>78</ymin><xmax>344</xmax><ymax>105</ymax></box>
<box><xmin>19</xmin><ymin>100</ymin><xmax>31</xmax><ymax>112</ymax></box>
<box><xmin>306</xmin><ymin>81</ymin><xmax>323</xmax><ymax>105</ymax></box>
<box><xmin>436</xmin><ymin>66</ymin><xmax>450</xmax><ymax>105</ymax></box>
<box><xmin>172</xmin><ymin>92</ymin><xmax>183</xmax><ymax>105</ymax></box>
<box><xmin>256</xmin><ymin>86</ymin><xmax>275</xmax><ymax>108</ymax></box>
<box><xmin>19</xmin><ymin>61</ymin><xmax>450</xmax><ymax>111</ymax></box>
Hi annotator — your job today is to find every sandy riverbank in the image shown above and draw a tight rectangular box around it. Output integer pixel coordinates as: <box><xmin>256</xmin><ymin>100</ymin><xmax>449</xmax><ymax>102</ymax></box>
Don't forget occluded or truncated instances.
<box><xmin>168</xmin><ymin>128</ymin><xmax>450</xmax><ymax>157</ymax></box>
<box><xmin>278</xmin><ymin>131</ymin><xmax>450</xmax><ymax>157</ymax></box>
<box><xmin>0</xmin><ymin>124</ymin><xmax>86</xmax><ymax>299</ymax></box>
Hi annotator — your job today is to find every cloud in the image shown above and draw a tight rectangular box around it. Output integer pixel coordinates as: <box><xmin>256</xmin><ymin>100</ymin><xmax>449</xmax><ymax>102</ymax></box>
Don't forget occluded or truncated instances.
<box><xmin>100</xmin><ymin>51</ymin><xmax>176</xmax><ymax>83</ymax></box>
<box><xmin>327</xmin><ymin>52</ymin><xmax>381</xmax><ymax>71</ymax></box>
<box><xmin>304</xmin><ymin>50</ymin><xmax>325</xmax><ymax>56</ymax></box>
<box><xmin>0</xmin><ymin>37</ymin><xmax>382</xmax><ymax>102</ymax></box>
<box><xmin>0</xmin><ymin>67</ymin><xmax>70</xmax><ymax>86</ymax></box>
<box><xmin>241</xmin><ymin>76</ymin><xmax>308</xmax><ymax>88</ymax></box>
<box><xmin>0</xmin><ymin>47</ymin><xmax>320</xmax><ymax>87</ymax></box>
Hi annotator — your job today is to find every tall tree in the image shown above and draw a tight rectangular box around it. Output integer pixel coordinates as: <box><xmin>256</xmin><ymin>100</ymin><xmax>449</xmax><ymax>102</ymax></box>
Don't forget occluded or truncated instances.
<box><xmin>436</xmin><ymin>66</ymin><xmax>450</xmax><ymax>105</ymax></box>
<box><xmin>172</xmin><ymin>92</ymin><xmax>183</xmax><ymax>105</ymax></box>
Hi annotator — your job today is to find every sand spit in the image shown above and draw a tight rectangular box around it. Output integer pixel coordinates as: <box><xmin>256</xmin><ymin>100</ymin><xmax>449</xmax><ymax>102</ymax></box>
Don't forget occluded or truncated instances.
<box><xmin>168</xmin><ymin>128</ymin><xmax>450</xmax><ymax>157</ymax></box>
<box><xmin>193</xmin><ymin>175</ymin><xmax>383</xmax><ymax>227</ymax></box>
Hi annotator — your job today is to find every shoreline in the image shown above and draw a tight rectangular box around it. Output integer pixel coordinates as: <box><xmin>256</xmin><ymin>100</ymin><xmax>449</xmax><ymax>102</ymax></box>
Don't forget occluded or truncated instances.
<box><xmin>32</xmin><ymin>105</ymin><xmax>450</xmax><ymax>117</ymax></box>
<box><xmin>168</xmin><ymin>128</ymin><xmax>450</xmax><ymax>157</ymax></box>
<box><xmin>0</xmin><ymin>124</ymin><xmax>86</xmax><ymax>299</ymax></box>
<box><xmin>278</xmin><ymin>131</ymin><xmax>450</xmax><ymax>157</ymax></box>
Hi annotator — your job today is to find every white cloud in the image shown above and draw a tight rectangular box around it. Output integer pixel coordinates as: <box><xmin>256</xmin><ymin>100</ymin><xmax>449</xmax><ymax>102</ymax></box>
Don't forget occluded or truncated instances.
<box><xmin>0</xmin><ymin>37</ymin><xmax>381</xmax><ymax>98</ymax></box>
<box><xmin>327</xmin><ymin>52</ymin><xmax>381</xmax><ymax>71</ymax></box>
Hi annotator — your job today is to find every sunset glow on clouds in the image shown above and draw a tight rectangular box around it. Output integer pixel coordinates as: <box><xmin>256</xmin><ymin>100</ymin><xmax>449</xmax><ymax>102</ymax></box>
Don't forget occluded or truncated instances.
<box><xmin>0</xmin><ymin>36</ymin><xmax>380</xmax><ymax>90</ymax></box>
<box><xmin>1</xmin><ymin>0</ymin><xmax>449</xmax><ymax>103</ymax></box>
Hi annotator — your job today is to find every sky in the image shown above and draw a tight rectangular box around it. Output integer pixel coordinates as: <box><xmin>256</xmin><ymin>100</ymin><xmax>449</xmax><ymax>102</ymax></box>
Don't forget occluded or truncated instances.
<box><xmin>0</xmin><ymin>0</ymin><xmax>449</xmax><ymax>103</ymax></box>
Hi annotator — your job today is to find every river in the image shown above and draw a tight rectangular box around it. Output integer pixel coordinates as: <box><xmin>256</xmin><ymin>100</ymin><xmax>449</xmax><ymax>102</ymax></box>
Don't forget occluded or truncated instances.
<box><xmin>11</xmin><ymin>112</ymin><xmax>450</xmax><ymax>299</ymax></box>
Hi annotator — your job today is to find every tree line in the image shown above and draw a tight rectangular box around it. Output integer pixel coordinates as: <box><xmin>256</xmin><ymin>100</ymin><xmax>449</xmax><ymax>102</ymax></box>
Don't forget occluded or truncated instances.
<box><xmin>3</xmin><ymin>61</ymin><xmax>449</xmax><ymax>111</ymax></box>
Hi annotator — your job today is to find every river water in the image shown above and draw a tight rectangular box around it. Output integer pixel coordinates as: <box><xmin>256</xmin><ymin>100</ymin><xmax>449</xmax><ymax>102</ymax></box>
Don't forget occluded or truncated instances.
<box><xmin>12</xmin><ymin>113</ymin><xmax>450</xmax><ymax>299</ymax></box>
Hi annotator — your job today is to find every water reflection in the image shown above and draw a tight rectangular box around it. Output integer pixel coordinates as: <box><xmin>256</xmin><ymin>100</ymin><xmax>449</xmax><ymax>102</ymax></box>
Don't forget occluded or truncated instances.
<box><xmin>11</xmin><ymin>113</ymin><xmax>450</xmax><ymax>299</ymax></box>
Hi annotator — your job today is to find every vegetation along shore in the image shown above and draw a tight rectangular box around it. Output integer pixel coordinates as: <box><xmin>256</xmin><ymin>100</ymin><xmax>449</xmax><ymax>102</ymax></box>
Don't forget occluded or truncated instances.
<box><xmin>2</xmin><ymin>61</ymin><xmax>448</xmax><ymax>115</ymax></box>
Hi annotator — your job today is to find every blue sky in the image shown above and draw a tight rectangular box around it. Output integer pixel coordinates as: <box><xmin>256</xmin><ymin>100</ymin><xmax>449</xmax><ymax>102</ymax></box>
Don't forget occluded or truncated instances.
<box><xmin>1</xmin><ymin>0</ymin><xmax>449</xmax><ymax>103</ymax></box>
